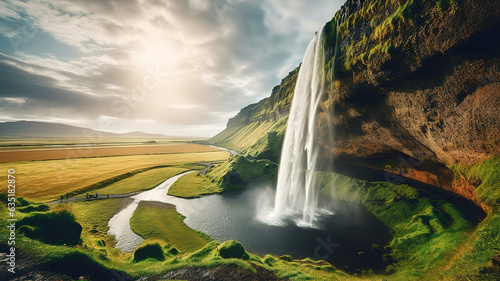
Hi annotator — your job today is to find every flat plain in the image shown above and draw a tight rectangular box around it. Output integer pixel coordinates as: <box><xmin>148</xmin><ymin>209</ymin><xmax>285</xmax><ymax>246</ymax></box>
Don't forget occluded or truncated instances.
<box><xmin>0</xmin><ymin>143</ymin><xmax>219</xmax><ymax>163</ymax></box>
<box><xmin>0</xmin><ymin>143</ymin><xmax>229</xmax><ymax>202</ymax></box>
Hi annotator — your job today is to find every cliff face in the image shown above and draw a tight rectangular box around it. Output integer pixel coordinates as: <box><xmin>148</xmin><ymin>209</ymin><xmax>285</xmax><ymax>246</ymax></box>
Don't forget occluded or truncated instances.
<box><xmin>212</xmin><ymin>0</ymin><xmax>499</xmax><ymax>208</ymax></box>
<box><xmin>319</xmin><ymin>0</ymin><xmax>500</xmax><ymax>166</ymax></box>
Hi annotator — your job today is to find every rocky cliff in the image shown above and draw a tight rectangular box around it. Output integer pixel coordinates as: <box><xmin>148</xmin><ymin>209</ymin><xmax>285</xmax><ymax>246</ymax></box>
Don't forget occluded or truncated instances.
<box><xmin>211</xmin><ymin>0</ymin><xmax>499</xmax><ymax>210</ymax></box>
<box><xmin>320</xmin><ymin>0</ymin><xmax>499</xmax><ymax>166</ymax></box>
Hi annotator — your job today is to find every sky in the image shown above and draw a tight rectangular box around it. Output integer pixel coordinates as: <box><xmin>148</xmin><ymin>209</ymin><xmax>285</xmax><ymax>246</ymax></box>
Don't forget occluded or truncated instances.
<box><xmin>0</xmin><ymin>0</ymin><xmax>343</xmax><ymax>137</ymax></box>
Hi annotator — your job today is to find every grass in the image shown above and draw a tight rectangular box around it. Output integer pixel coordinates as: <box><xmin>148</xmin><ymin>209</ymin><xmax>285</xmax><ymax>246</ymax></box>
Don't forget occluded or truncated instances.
<box><xmin>168</xmin><ymin>155</ymin><xmax>278</xmax><ymax>198</ymax></box>
<box><xmin>167</xmin><ymin>171</ymin><xmax>221</xmax><ymax>198</ymax></box>
<box><xmin>441</xmin><ymin>212</ymin><xmax>500</xmax><ymax>280</ymax></box>
<box><xmin>0</xmin><ymin>149</ymin><xmax>229</xmax><ymax>202</ymax></box>
<box><xmin>211</xmin><ymin>117</ymin><xmax>287</xmax><ymax>162</ymax></box>
<box><xmin>130</xmin><ymin>202</ymin><xmax>212</xmax><ymax>253</ymax></box>
<box><xmin>94</xmin><ymin>165</ymin><xmax>203</xmax><ymax>195</ymax></box>
<box><xmin>18</xmin><ymin>204</ymin><xmax>82</xmax><ymax>245</ymax></box>
<box><xmin>133</xmin><ymin>241</ymin><xmax>166</xmax><ymax>262</ymax></box>
<box><xmin>447</xmin><ymin>156</ymin><xmax>500</xmax><ymax>207</ymax></box>
<box><xmin>0</xmin><ymin>137</ymin><xmax>188</xmax><ymax>150</ymax></box>
<box><xmin>0</xmin><ymin>146</ymin><xmax>343</xmax><ymax>280</ymax></box>
<box><xmin>0</xmin><ymin>192</ymin><xmax>350</xmax><ymax>280</ymax></box>
<box><xmin>318</xmin><ymin>171</ymin><xmax>479</xmax><ymax>280</ymax></box>
<box><xmin>71</xmin><ymin>198</ymin><xmax>132</xmax><ymax>247</ymax></box>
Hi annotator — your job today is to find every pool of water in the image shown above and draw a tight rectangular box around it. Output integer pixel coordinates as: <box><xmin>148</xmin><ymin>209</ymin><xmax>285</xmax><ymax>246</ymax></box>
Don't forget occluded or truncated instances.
<box><xmin>108</xmin><ymin>172</ymin><xmax>391</xmax><ymax>272</ymax></box>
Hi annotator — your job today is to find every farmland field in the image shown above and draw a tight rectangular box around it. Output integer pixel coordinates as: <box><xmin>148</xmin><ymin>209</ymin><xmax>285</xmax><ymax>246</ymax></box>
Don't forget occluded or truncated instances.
<box><xmin>0</xmin><ymin>143</ymin><xmax>219</xmax><ymax>163</ymax></box>
<box><xmin>0</xmin><ymin>144</ymin><xmax>229</xmax><ymax>202</ymax></box>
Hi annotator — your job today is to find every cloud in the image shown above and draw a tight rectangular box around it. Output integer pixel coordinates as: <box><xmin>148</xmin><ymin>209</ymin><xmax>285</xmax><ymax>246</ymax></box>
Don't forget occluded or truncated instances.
<box><xmin>0</xmin><ymin>0</ymin><xmax>343</xmax><ymax>137</ymax></box>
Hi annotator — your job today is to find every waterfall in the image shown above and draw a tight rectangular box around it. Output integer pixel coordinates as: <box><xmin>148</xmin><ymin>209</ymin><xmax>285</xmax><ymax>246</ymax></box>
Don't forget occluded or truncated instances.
<box><xmin>272</xmin><ymin>24</ymin><xmax>327</xmax><ymax>227</ymax></box>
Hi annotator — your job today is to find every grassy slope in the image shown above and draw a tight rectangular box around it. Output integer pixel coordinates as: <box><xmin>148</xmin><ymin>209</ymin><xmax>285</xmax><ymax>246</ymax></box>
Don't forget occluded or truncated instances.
<box><xmin>130</xmin><ymin>203</ymin><xmax>211</xmax><ymax>253</ymax></box>
<box><xmin>72</xmin><ymin>198</ymin><xmax>131</xmax><ymax>247</ymax></box>
<box><xmin>319</xmin><ymin>172</ymin><xmax>477</xmax><ymax>280</ymax></box>
<box><xmin>210</xmin><ymin>117</ymin><xmax>288</xmax><ymax>162</ymax></box>
<box><xmin>319</xmin><ymin>155</ymin><xmax>500</xmax><ymax>280</ymax></box>
<box><xmin>210</xmin><ymin>64</ymin><xmax>298</xmax><ymax>163</ymax></box>
<box><xmin>448</xmin><ymin>157</ymin><xmax>500</xmax><ymax>207</ymax></box>
<box><xmin>0</xmin><ymin>150</ymin><xmax>229</xmax><ymax>202</ymax></box>
<box><xmin>442</xmin><ymin>156</ymin><xmax>500</xmax><ymax>280</ymax></box>
<box><xmin>167</xmin><ymin>172</ymin><xmax>221</xmax><ymax>198</ymax></box>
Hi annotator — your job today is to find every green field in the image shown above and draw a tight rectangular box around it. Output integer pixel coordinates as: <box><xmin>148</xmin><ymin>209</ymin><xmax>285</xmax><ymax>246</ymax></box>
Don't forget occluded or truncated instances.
<box><xmin>130</xmin><ymin>201</ymin><xmax>212</xmax><ymax>253</ymax></box>
<box><xmin>94</xmin><ymin>164</ymin><xmax>204</xmax><ymax>195</ymax></box>
<box><xmin>72</xmin><ymin>198</ymin><xmax>132</xmax><ymax>248</ymax></box>
<box><xmin>168</xmin><ymin>171</ymin><xmax>221</xmax><ymax>198</ymax></box>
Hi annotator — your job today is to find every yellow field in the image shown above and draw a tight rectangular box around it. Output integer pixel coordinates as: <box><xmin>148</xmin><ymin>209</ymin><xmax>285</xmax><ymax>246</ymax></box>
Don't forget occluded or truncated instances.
<box><xmin>0</xmin><ymin>149</ymin><xmax>229</xmax><ymax>202</ymax></box>
<box><xmin>0</xmin><ymin>144</ymin><xmax>219</xmax><ymax>163</ymax></box>
<box><xmin>0</xmin><ymin>137</ymin><xmax>195</xmax><ymax>149</ymax></box>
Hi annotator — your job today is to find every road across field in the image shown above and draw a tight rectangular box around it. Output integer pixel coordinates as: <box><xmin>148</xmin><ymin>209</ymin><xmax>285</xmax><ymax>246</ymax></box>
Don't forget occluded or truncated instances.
<box><xmin>0</xmin><ymin>144</ymin><xmax>220</xmax><ymax>163</ymax></box>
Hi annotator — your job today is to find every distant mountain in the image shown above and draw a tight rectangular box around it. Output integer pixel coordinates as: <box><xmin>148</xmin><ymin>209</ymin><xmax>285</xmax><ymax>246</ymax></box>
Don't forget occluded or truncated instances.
<box><xmin>0</xmin><ymin>121</ymin><xmax>169</xmax><ymax>138</ymax></box>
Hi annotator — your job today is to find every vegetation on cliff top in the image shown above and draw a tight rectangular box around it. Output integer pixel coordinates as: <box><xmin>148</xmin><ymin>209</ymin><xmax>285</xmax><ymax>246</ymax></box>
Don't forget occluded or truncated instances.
<box><xmin>326</xmin><ymin>0</ymin><xmax>461</xmax><ymax>73</ymax></box>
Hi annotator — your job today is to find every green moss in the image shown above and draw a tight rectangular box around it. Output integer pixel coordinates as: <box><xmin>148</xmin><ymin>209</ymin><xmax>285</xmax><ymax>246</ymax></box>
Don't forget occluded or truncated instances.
<box><xmin>217</xmin><ymin>240</ymin><xmax>249</xmax><ymax>260</ymax></box>
<box><xmin>18</xmin><ymin>206</ymin><xmax>82</xmax><ymax>245</ymax></box>
<box><xmin>319</xmin><ymin>171</ymin><xmax>476</xmax><ymax>279</ymax></box>
<box><xmin>448</xmin><ymin>157</ymin><xmax>500</xmax><ymax>207</ymax></box>
<box><xmin>133</xmin><ymin>241</ymin><xmax>165</xmax><ymax>262</ymax></box>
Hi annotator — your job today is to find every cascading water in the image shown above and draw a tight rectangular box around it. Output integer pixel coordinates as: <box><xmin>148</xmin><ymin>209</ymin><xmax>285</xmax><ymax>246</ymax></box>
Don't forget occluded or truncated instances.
<box><xmin>258</xmin><ymin>24</ymin><xmax>330</xmax><ymax>228</ymax></box>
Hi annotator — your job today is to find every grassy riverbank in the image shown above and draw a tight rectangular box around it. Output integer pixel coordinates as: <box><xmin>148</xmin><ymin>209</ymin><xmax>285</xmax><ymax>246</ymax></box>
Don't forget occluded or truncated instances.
<box><xmin>130</xmin><ymin>201</ymin><xmax>212</xmax><ymax>253</ymax></box>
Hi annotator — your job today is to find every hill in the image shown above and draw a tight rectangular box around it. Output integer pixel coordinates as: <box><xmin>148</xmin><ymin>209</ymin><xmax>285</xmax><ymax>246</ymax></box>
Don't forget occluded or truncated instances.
<box><xmin>0</xmin><ymin>121</ymin><xmax>169</xmax><ymax>139</ymax></box>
